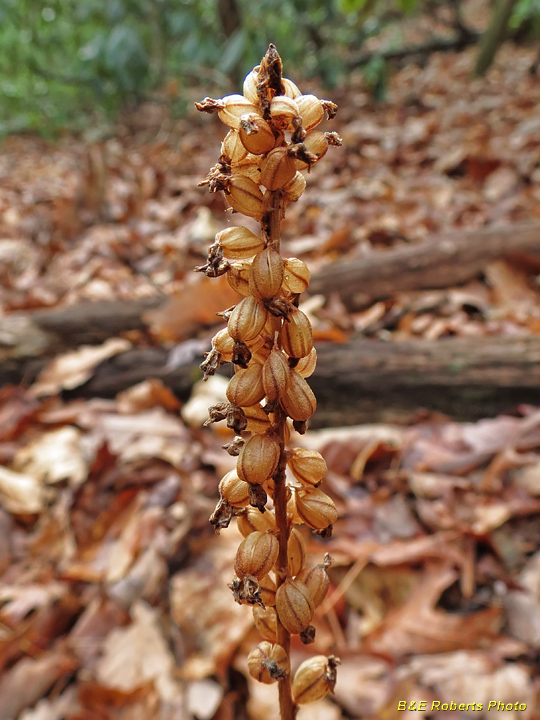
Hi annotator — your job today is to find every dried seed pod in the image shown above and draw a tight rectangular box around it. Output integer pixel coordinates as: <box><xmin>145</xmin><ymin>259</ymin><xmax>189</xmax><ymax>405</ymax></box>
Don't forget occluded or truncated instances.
<box><xmin>282</xmin><ymin>258</ymin><xmax>310</xmax><ymax>294</ymax></box>
<box><xmin>243</xmin><ymin>403</ymin><xmax>272</xmax><ymax>434</ymax></box>
<box><xmin>263</xmin><ymin>346</ymin><xmax>290</xmax><ymax>401</ymax></box>
<box><xmin>259</xmin><ymin>574</ymin><xmax>277</xmax><ymax>607</ymax></box>
<box><xmin>231</xmin><ymin>154</ymin><xmax>263</xmax><ymax>183</ymax></box>
<box><xmin>260</xmin><ymin>148</ymin><xmax>297</xmax><ymax>191</ymax></box>
<box><xmin>288</xmin><ymin>448</ymin><xmax>327</xmax><ymax>487</ymax></box>
<box><xmin>294</xmin><ymin>487</ymin><xmax>337</xmax><ymax>530</ymax></box>
<box><xmin>292</xmin><ymin>655</ymin><xmax>340</xmax><ymax>704</ymax></box>
<box><xmin>253</xmin><ymin>605</ymin><xmax>277</xmax><ymax>642</ymax></box>
<box><xmin>280</xmin><ymin>371</ymin><xmax>316</xmax><ymax>422</ymax></box>
<box><xmin>235</xmin><ymin>530</ymin><xmax>279</xmax><ymax>579</ymax></box>
<box><xmin>218</xmin><ymin>94</ymin><xmax>259</xmax><ymax>129</ymax></box>
<box><xmin>237</xmin><ymin>433</ymin><xmax>280</xmax><ymax>485</ymax></box>
<box><xmin>295</xmin><ymin>131</ymin><xmax>329</xmax><ymax>170</ymax></box>
<box><xmin>227</xmin><ymin>175</ymin><xmax>264</xmax><ymax>220</ymax></box>
<box><xmin>221</xmin><ymin>129</ymin><xmax>248</xmax><ymax>163</ymax></box>
<box><xmin>228</xmin><ymin>296</ymin><xmax>268</xmax><ymax>343</ymax></box>
<box><xmin>219</xmin><ymin>469</ymin><xmax>251</xmax><ymax>507</ymax></box>
<box><xmin>296</xmin><ymin>94</ymin><xmax>324</xmax><ymax>131</ymax></box>
<box><xmin>211</xmin><ymin>327</ymin><xmax>234</xmax><ymax>361</ymax></box>
<box><xmin>282</xmin><ymin>78</ymin><xmax>301</xmax><ymax>99</ymax></box>
<box><xmin>270</xmin><ymin>96</ymin><xmax>300</xmax><ymax>130</ymax></box>
<box><xmin>227</xmin><ymin>260</ymin><xmax>252</xmax><ymax>297</ymax></box>
<box><xmin>280</xmin><ymin>307</ymin><xmax>313</xmax><ymax>359</ymax></box>
<box><xmin>285</xmin><ymin>527</ymin><xmax>306</xmax><ymax>577</ymax></box>
<box><xmin>283</xmin><ymin>172</ymin><xmax>307</xmax><ymax>203</ymax></box>
<box><xmin>227</xmin><ymin>362</ymin><xmax>265</xmax><ymax>407</ymax></box>
<box><xmin>295</xmin><ymin>347</ymin><xmax>317</xmax><ymax>378</ymax></box>
<box><xmin>275</xmin><ymin>578</ymin><xmax>314</xmax><ymax>634</ymax></box>
<box><xmin>217</xmin><ymin>226</ymin><xmax>264</xmax><ymax>259</ymax></box>
<box><xmin>243</xmin><ymin>67</ymin><xmax>260</xmax><ymax>105</ymax></box>
<box><xmin>248</xmin><ymin>642</ymin><xmax>288</xmax><ymax>684</ymax></box>
<box><xmin>296</xmin><ymin>563</ymin><xmax>331</xmax><ymax>608</ymax></box>
<box><xmin>249</xmin><ymin>247</ymin><xmax>285</xmax><ymax>300</ymax></box>
<box><xmin>237</xmin><ymin>506</ymin><xmax>276</xmax><ymax>537</ymax></box>
<box><xmin>239</xmin><ymin>113</ymin><xmax>275</xmax><ymax>155</ymax></box>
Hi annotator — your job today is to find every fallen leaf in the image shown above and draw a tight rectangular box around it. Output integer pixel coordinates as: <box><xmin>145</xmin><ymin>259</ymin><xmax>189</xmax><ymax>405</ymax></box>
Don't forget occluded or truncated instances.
<box><xmin>13</xmin><ymin>426</ymin><xmax>88</xmax><ymax>487</ymax></box>
<box><xmin>0</xmin><ymin>465</ymin><xmax>44</xmax><ymax>514</ymax></box>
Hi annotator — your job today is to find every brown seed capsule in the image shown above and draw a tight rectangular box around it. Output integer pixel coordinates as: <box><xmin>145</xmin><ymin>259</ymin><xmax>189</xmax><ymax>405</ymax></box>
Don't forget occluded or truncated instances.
<box><xmin>292</xmin><ymin>655</ymin><xmax>340</xmax><ymax>704</ymax></box>
<box><xmin>227</xmin><ymin>175</ymin><xmax>264</xmax><ymax>220</ymax></box>
<box><xmin>227</xmin><ymin>260</ymin><xmax>252</xmax><ymax>297</ymax></box>
<box><xmin>296</xmin><ymin>563</ymin><xmax>331</xmax><ymax>608</ymax></box>
<box><xmin>237</xmin><ymin>506</ymin><xmax>276</xmax><ymax>537</ymax></box>
<box><xmin>243</xmin><ymin>403</ymin><xmax>272</xmax><ymax>433</ymax></box>
<box><xmin>285</xmin><ymin>527</ymin><xmax>306</xmax><ymax>577</ymax></box>
<box><xmin>249</xmin><ymin>247</ymin><xmax>284</xmax><ymax>300</ymax></box>
<box><xmin>218</xmin><ymin>94</ymin><xmax>259</xmax><ymax>129</ymax></box>
<box><xmin>228</xmin><ymin>296</ymin><xmax>268</xmax><ymax>343</ymax></box>
<box><xmin>280</xmin><ymin>307</ymin><xmax>313</xmax><ymax>359</ymax></box>
<box><xmin>235</xmin><ymin>530</ymin><xmax>279</xmax><ymax>579</ymax></box>
<box><xmin>296</xmin><ymin>94</ymin><xmax>324</xmax><ymax>131</ymax></box>
<box><xmin>217</xmin><ymin>226</ymin><xmax>265</xmax><ymax>259</ymax></box>
<box><xmin>259</xmin><ymin>574</ymin><xmax>277</xmax><ymax>607</ymax></box>
<box><xmin>221</xmin><ymin>129</ymin><xmax>248</xmax><ymax>163</ymax></box>
<box><xmin>237</xmin><ymin>433</ymin><xmax>280</xmax><ymax>485</ymax></box>
<box><xmin>242</xmin><ymin>67</ymin><xmax>260</xmax><ymax>105</ymax></box>
<box><xmin>248</xmin><ymin>642</ymin><xmax>288</xmax><ymax>684</ymax></box>
<box><xmin>253</xmin><ymin>605</ymin><xmax>277</xmax><ymax>642</ymax></box>
<box><xmin>283</xmin><ymin>172</ymin><xmax>307</xmax><ymax>203</ymax></box>
<box><xmin>282</xmin><ymin>258</ymin><xmax>310</xmax><ymax>294</ymax></box>
<box><xmin>295</xmin><ymin>131</ymin><xmax>329</xmax><ymax>170</ymax></box>
<box><xmin>294</xmin><ymin>487</ymin><xmax>337</xmax><ymax>530</ymax></box>
<box><xmin>239</xmin><ymin>113</ymin><xmax>275</xmax><ymax>155</ymax></box>
<box><xmin>211</xmin><ymin>327</ymin><xmax>234</xmax><ymax>361</ymax></box>
<box><xmin>270</xmin><ymin>96</ymin><xmax>300</xmax><ymax>131</ymax></box>
<box><xmin>275</xmin><ymin>578</ymin><xmax>314</xmax><ymax>634</ymax></box>
<box><xmin>288</xmin><ymin>448</ymin><xmax>327</xmax><ymax>487</ymax></box>
<box><xmin>282</xmin><ymin>78</ymin><xmax>301</xmax><ymax>99</ymax></box>
<box><xmin>295</xmin><ymin>347</ymin><xmax>317</xmax><ymax>378</ymax></box>
<box><xmin>260</xmin><ymin>148</ymin><xmax>297</xmax><ymax>191</ymax></box>
<box><xmin>263</xmin><ymin>346</ymin><xmax>290</xmax><ymax>401</ymax></box>
<box><xmin>218</xmin><ymin>469</ymin><xmax>251</xmax><ymax>507</ymax></box>
<box><xmin>227</xmin><ymin>362</ymin><xmax>265</xmax><ymax>407</ymax></box>
<box><xmin>280</xmin><ymin>371</ymin><xmax>316</xmax><ymax>422</ymax></box>
<box><xmin>231</xmin><ymin>154</ymin><xmax>263</xmax><ymax>183</ymax></box>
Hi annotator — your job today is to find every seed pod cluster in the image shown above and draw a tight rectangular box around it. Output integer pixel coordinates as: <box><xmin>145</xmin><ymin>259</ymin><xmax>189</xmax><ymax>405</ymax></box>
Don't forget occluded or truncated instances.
<box><xmin>196</xmin><ymin>44</ymin><xmax>340</xmax><ymax>708</ymax></box>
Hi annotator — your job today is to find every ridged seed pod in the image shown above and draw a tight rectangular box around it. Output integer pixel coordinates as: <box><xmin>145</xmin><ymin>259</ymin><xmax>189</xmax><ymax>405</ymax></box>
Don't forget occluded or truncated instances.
<box><xmin>282</xmin><ymin>78</ymin><xmax>301</xmax><ymax>99</ymax></box>
<box><xmin>218</xmin><ymin>94</ymin><xmax>259</xmax><ymax>129</ymax></box>
<box><xmin>248</xmin><ymin>642</ymin><xmax>288</xmax><ymax>684</ymax></box>
<box><xmin>262</xmin><ymin>346</ymin><xmax>290</xmax><ymax>401</ymax></box>
<box><xmin>270</xmin><ymin>96</ymin><xmax>300</xmax><ymax>131</ymax></box>
<box><xmin>219</xmin><ymin>469</ymin><xmax>250</xmax><ymax>507</ymax></box>
<box><xmin>294</xmin><ymin>488</ymin><xmax>337</xmax><ymax>530</ymax></box>
<box><xmin>237</xmin><ymin>433</ymin><xmax>280</xmax><ymax>485</ymax></box>
<box><xmin>237</xmin><ymin>506</ymin><xmax>276</xmax><ymax>537</ymax></box>
<box><xmin>227</xmin><ymin>175</ymin><xmax>264</xmax><ymax>220</ymax></box>
<box><xmin>253</xmin><ymin>605</ymin><xmax>277</xmax><ymax>642</ymax></box>
<box><xmin>239</xmin><ymin>113</ymin><xmax>275</xmax><ymax>155</ymax></box>
<box><xmin>211</xmin><ymin>327</ymin><xmax>234</xmax><ymax>361</ymax></box>
<box><xmin>288</xmin><ymin>448</ymin><xmax>327</xmax><ymax>486</ymax></box>
<box><xmin>217</xmin><ymin>226</ymin><xmax>265</xmax><ymax>259</ymax></box>
<box><xmin>235</xmin><ymin>530</ymin><xmax>279</xmax><ymax>579</ymax></box>
<box><xmin>296</xmin><ymin>564</ymin><xmax>331</xmax><ymax>608</ymax></box>
<box><xmin>227</xmin><ymin>260</ymin><xmax>252</xmax><ymax>297</ymax></box>
<box><xmin>221</xmin><ymin>129</ymin><xmax>249</xmax><ymax>163</ymax></box>
<box><xmin>249</xmin><ymin>247</ymin><xmax>285</xmax><ymax>300</ymax></box>
<box><xmin>285</xmin><ymin>527</ymin><xmax>306</xmax><ymax>577</ymax></box>
<box><xmin>292</xmin><ymin>655</ymin><xmax>339</xmax><ymax>705</ymax></box>
<box><xmin>280</xmin><ymin>307</ymin><xmax>313</xmax><ymax>359</ymax></box>
<box><xmin>260</xmin><ymin>148</ymin><xmax>297</xmax><ymax>191</ymax></box>
<box><xmin>296</xmin><ymin>94</ymin><xmax>324</xmax><ymax>131</ymax></box>
<box><xmin>283</xmin><ymin>172</ymin><xmax>307</xmax><ymax>203</ymax></box>
<box><xmin>226</xmin><ymin>362</ymin><xmax>265</xmax><ymax>407</ymax></box>
<box><xmin>242</xmin><ymin>67</ymin><xmax>260</xmax><ymax>105</ymax></box>
<box><xmin>231</xmin><ymin>154</ymin><xmax>263</xmax><ymax>183</ymax></box>
<box><xmin>228</xmin><ymin>295</ymin><xmax>268</xmax><ymax>343</ymax></box>
<box><xmin>295</xmin><ymin>131</ymin><xmax>329</xmax><ymax>170</ymax></box>
<box><xmin>280</xmin><ymin>371</ymin><xmax>316</xmax><ymax>422</ymax></box>
<box><xmin>294</xmin><ymin>347</ymin><xmax>317</xmax><ymax>378</ymax></box>
<box><xmin>243</xmin><ymin>403</ymin><xmax>272</xmax><ymax>434</ymax></box>
<box><xmin>275</xmin><ymin>578</ymin><xmax>314</xmax><ymax>634</ymax></box>
<box><xmin>282</xmin><ymin>258</ymin><xmax>310</xmax><ymax>294</ymax></box>
<box><xmin>259</xmin><ymin>574</ymin><xmax>277</xmax><ymax>607</ymax></box>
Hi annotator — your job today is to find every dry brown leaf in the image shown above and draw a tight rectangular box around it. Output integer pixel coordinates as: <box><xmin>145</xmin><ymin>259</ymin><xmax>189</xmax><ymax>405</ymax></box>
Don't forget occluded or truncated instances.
<box><xmin>0</xmin><ymin>465</ymin><xmax>44</xmax><ymax>514</ymax></box>
<box><xmin>116</xmin><ymin>378</ymin><xmax>180</xmax><ymax>414</ymax></box>
<box><xmin>13</xmin><ymin>426</ymin><xmax>88</xmax><ymax>487</ymax></box>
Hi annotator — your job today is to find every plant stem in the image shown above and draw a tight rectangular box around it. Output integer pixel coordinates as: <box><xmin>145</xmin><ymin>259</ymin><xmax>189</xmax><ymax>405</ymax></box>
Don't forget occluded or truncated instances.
<box><xmin>266</xmin><ymin>193</ymin><xmax>296</xmax><ymax>720</ymax></box>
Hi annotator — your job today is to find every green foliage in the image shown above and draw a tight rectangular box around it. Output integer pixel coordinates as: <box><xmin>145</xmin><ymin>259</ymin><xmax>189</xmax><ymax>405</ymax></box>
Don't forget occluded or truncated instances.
<box><xmin>510</xmin><ymin>0</ymin><xmax>540</xmax><ymax>32</ymax></box>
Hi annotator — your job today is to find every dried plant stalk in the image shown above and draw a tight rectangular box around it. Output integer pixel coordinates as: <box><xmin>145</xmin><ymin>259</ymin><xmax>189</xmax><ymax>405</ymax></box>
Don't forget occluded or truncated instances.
<box><xmin>196</xmin><ymin>44</ymin><xmax>342</xmax><ymax>720</ymax></box>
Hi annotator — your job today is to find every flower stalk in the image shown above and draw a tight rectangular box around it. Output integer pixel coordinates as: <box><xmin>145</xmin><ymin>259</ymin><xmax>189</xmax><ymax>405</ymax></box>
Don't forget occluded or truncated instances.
<box><xmin>196</xmin><ymin>44</ymin><xmax>342</xmax><ymax>720</ymax></box>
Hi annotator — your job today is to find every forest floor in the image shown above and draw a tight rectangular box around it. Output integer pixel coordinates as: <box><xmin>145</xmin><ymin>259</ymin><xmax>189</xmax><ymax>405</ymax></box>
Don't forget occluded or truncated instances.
<box><xmin>1</xmin><ymin>41</ymin><xmax>540</xmax><ymax>720</ymax></box>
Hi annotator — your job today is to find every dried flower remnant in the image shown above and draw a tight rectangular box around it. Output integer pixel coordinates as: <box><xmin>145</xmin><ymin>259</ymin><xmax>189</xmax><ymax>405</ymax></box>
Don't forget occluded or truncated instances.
<box><xmin>196</xmin><ymin>44</ymin><xmax>341</xmax><ymax>720</ymax></box>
